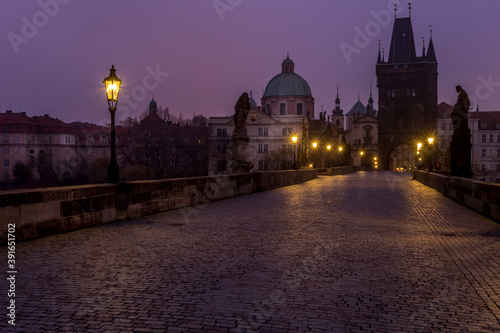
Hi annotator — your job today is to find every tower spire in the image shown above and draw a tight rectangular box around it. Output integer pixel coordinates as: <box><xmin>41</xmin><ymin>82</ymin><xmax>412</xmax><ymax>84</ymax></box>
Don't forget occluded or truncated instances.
<box><xmin>408</xmin><ymin>2</ymin><xmax>411</xmax><ymax>18</ymax></box>
<box><xmin>368</xmin><ymin>83</ymin><xmax>374</xmax><ymax>114</ymax></box>
<box><xmin>377</xmin><ymin>40</ymin><xmax>382</xmax><ymax>64</ymax></box>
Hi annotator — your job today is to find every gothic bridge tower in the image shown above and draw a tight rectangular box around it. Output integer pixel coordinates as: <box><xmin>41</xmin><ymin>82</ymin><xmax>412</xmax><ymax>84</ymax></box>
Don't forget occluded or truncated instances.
<box><xmin>376</xmin><ymin>7</ymin><xmax>437</xmax><ymax>170</ymax></box>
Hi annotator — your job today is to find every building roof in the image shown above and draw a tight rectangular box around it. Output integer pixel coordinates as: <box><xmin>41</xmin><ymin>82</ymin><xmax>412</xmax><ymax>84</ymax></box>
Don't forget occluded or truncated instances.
<box><xmin>437</xmin><ymin>102</ymin><xmax>453</xmax><ymax>119</ymax></box>
<box><xmin>0</xmin><ymin>111</ymin><xmax>38</xmax><ymax>132</ymax></box>
<box><xmin>468</xmin><ymin>111</ymin><xmax>500</xmax><ymax>130</ymax></box>
<box><xmin>262</xmin><ymin>56</ymin><xmax>312</xmax><ymax>99</ymax></box>
<box><xmin>346</xmin><ymin>100</ymin><xmax>367</xmax><ymax>115</ymax></box>
<box><xmin>388</xmin><ymin>17</ymin><xmax>417</xmax><ymax>64</ymax></box>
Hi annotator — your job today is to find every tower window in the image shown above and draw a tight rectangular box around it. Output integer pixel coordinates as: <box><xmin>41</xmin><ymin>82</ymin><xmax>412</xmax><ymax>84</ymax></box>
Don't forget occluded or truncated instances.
<box><xmin>297</xmin><ymin>103</ymin><xmax>303</xmax><ymax>115</ymax></box>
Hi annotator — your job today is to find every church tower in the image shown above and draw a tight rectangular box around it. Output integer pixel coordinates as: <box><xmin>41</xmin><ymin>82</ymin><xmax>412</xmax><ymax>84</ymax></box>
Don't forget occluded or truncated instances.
<box><xmin>331</xmin><ymin>83</ymin><xmax>344</xmax><ymax>129</ymax></box>
<box><xmin>149</xmin><ymin>96</ymin><xmax>158</xmax><ymax>115</ymax></box>
<box><xmin>376</xmin><ymin>5</ymin><xmax>437</xmax><ymax>170</ymax></box>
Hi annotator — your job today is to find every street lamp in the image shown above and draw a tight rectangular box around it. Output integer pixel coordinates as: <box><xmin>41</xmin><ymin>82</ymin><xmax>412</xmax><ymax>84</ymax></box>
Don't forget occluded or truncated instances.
<box><xmin>338</xmin><ymin>146</ymin><xmax>343</xmax><ymax>167</ymax></box>
<box><xmin>103</xmin><ymin>65</ymin><xmax>122</xmax><ymax>183</ymax></box>
<box><xmin>427</xmin><ymin>137</ymin><xmax>434</xmax><ymax>172</ymax></box>
<box><xmin>312</xmin><ymin>142</ymin><xmax>318</xmax><ymax>168</ymax></box>
<box><xmin>291</xmin><ymin>136</ymin><xmax>298</xmax><ymax>169</ymax></box>
<box><xmin>326</xmin><ymin>145</ymin><xmax>331</xmax><ymax>167</ymax></box>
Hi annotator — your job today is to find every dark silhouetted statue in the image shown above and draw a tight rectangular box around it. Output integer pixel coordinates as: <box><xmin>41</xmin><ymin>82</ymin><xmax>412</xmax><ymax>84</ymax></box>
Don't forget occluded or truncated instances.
<box><xmin>231</xmin><ymin>92</ymin><xmax>253</xmax><ymax>173</ymax></box>
<box><xmin>233</xmin><ymin>92</ymin><xmax>250</xmax><ymax>135</ymax></box>
<box><xmin>450</xmin><ymin>85</ymin><xmax>472</xmax><ymax>178</ymax></box>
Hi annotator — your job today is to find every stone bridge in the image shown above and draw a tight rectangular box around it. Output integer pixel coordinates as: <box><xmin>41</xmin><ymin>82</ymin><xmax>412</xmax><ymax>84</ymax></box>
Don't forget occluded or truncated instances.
<box><xmin>1</xmin><ymin>171</ymin><xmax>499</xmax><ymax>332</ymax></box>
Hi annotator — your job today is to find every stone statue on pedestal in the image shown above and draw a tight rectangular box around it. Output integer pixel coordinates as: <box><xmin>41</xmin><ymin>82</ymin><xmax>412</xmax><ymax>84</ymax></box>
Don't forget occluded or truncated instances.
<box><xmin>450</xmin><ymin>85</ymin><xmax>472</xmax><ymax>178</ymax></box>
<box><xmin>231</xmin><ymin>92</ymin><xmax>253</xmax><ymax>173</ymax></box>
<box><xmin>233</xmin><ymin>92</ymin><xmax>251</xmax><ymax>135</ymax></box>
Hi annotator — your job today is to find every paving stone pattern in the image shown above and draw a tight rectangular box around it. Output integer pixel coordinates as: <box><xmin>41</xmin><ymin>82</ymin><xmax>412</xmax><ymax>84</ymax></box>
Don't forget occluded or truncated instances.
<box><xmin>1</xmin><ymin>172</ymin><xmax>499</xmax><ymax>332</ymax></box>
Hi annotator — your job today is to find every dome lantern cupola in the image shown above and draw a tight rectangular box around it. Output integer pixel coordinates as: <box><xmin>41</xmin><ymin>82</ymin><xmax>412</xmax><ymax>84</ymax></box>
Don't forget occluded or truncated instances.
<box><xmin>281</xmin><ymin>54</ymin><xmax>295</xmax><ymax>73</ymax></box>
<box><xmin>149</xmin><ymin>96</ymin><xmax>158</xmax><ymax>115</ymax></box>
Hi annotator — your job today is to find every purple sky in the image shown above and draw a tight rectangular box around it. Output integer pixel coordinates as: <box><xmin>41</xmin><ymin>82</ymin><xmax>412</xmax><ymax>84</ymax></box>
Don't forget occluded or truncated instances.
<box><xmin>2</xmin><ymin>0</ymin><xmax>500</xmax><ymax>125</ymax></box>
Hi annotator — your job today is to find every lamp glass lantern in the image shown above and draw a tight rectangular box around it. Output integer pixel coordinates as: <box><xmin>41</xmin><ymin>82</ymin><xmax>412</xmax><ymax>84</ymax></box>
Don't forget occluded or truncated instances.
<box><xmin>103</xmin><ymin>65</ymin><xmax>122</xmax><ymax>110</ymax></box>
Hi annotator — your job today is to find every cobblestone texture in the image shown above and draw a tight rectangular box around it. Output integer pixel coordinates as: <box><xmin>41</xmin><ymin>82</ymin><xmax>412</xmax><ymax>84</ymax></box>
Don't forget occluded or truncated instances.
<box><xmin>1</xmin><ymin>172</ymin><xmax>500</xmax><ymax>332</ymax></box>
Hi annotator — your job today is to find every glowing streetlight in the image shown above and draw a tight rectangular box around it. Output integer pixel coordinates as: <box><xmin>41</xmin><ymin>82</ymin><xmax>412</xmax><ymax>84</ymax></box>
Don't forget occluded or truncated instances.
<box><xmin>103</xmin><ymin>65</ymin><xmax>122</xmax><ymax>183</ymax></box>
<box><xmin>291</xmin><ymin>136</ymin><xmax>298</xmax><ymax>169</ymax></box>
<box><xmin>312</xmin><ymin>142</ymin><xmax>318</xmax><ymax>148</ymax></box>
<box><xmin>428</xmin><ymin>137</ymin><xmax>435</xmax><ymax>172</ymax></box>
<box><xmin>417</xmin><ymin>142</ymin><xmax>422</xmax><ymax>150</ymax></box>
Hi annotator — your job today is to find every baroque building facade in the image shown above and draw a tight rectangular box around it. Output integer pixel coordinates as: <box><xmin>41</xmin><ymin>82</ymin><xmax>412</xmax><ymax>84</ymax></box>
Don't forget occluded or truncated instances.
<box><xmin>209</xmin><ymin>55</ymin><xmax>326</xmax><ymax>174</ymax></box>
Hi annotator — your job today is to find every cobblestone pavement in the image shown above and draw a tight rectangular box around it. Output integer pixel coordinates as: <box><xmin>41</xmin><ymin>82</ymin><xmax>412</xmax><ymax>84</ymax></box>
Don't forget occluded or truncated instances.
<box><xmin>2</xmin><ymin>172</ymin><xmax>500</xmax><ymax>332</ymax></box>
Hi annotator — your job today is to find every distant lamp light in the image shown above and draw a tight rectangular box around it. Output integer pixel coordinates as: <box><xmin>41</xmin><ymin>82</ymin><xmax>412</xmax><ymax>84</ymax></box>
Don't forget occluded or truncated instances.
<box><xmin>374</xmin><ymin>157</ymin><xmax>377</xmax><ymax>161</ymax></box>
<box><xmin>327</xmin><ymin>145</ymin><xmax>331</xmax><ymax>150</ymax></box>
<box><xmin>309</xmin><ymin>164</ymin><xmax>313</xmax><ymax>168</ymax></box>
<box><xmin>360</xmin><ymin>151</ymin><xmax>364</xmax><ymax>156</ymax></box>
<box><xmin>312</xmin><ymin>142</ymin><xmax>318</xmax><ymax>148</ymax></box>
<box><xmin>291</xmin><ymin>136</ymin><xmax>298</xmax><ymax>143</ymax></box>
<box><xmin>428</xmin><ymin>137</ymin><xmax>434</xmax><ymax>145</ymax></box>
<box><xmin>338</xmin><ymin>146</ymin><xmax>343</xmax><ymax>152</ymax></box>
<box><xmin>417</xmin><ymin>142</ymin><xmax>423</xmax><ymax>150</ymax></box>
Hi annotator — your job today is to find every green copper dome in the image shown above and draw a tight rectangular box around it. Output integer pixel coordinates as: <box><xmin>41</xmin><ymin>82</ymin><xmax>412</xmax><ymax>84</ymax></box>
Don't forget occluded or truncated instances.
<box><xmin>262</xmin><ymin>56</ymin><xmax>312</xmax><ymax>98</ymax></box>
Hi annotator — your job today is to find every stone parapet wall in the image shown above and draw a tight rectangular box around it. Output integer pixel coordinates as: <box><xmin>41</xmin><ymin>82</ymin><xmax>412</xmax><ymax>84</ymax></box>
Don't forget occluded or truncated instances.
<box><xmin>0</xmin><ymin>170</ymin><xmax>317</xmax><ymax>244</ymax></box>
<box><xmin>413</xmin><ymin>170</ymin><xmax>500</xmax><ymax>222</ymax></box>
<box><xmin>319</xmin><ymin>166</ymin><xmax>355</xmax><ymax>176</ymax></box>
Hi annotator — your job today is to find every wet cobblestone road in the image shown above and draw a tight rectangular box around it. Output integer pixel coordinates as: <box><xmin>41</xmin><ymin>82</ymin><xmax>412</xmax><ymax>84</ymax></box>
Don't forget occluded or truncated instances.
<box><xmin>2</xmin><ymin>172</ymin><xmax>500</xmax><ymax>332</ymax></box>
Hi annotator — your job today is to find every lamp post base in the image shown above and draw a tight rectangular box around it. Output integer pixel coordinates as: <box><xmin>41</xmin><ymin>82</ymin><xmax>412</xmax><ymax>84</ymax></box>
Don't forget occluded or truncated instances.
<box><xmin>107</xmin><ymin>164</ymin><xmax>120</xmax><ymax>183</ymax></box>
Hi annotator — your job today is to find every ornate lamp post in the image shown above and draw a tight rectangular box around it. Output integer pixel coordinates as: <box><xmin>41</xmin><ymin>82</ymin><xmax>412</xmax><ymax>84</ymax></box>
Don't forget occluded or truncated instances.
<box><xmin>427</xmin><ymin>137</ymin><xmax>434</xmax><ymax>172</ymax></box>
<box><xmin>103</xmin><ymin>65</ymin><xmax>122</xmax><ymax>183</ymax></box>
<box><xmin>291</xmin><ymin>136</ymin><xmax>298</xmax><ymax>169</ymax></box>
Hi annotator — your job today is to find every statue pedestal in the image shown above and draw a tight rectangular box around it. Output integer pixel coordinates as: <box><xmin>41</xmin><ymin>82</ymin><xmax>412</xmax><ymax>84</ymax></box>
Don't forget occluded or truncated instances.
<box><xmin>231</xmin><ymin>132</ymin><xmax>253</xmax><ymax>174</ymax></box>
<box><xmin>450</xmin><ymin>131</ymin><xmax>472</xmax><ymax>178</ymax></box>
